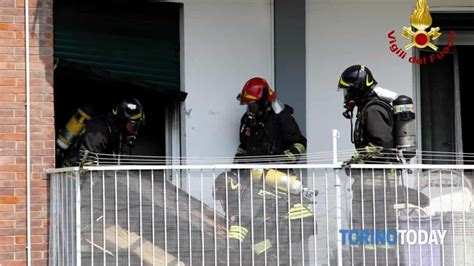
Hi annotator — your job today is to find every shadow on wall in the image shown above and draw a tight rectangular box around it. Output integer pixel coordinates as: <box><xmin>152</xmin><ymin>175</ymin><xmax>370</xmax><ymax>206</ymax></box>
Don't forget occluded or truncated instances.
<box><xmin>33</xmin><ymin>0</ymin><xmax>54</xmax><ymax>87</ymax></box>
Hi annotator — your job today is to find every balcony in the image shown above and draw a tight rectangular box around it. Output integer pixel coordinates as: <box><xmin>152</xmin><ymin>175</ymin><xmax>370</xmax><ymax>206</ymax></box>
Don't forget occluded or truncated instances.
<box><xmin>47</xmin><ymin>152</ymin><xmax>474</xmax><ymax>265</ymax></box>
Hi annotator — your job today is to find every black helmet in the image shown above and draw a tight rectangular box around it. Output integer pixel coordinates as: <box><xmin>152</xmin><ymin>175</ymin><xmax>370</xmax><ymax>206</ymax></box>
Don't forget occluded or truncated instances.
<box><xmin>338</xmin><ymin>65</ymin><xmax>377</xmax><ymax>106</ymax></box>
<box><xmin>112</xmin><ymin>98</ymin><xmax>144</xmax><ymax>147</ymax></box>
<box><xmin>113</xmin><ymin>98</ymin><xmax>144</xmax><ymax>121</ymax></box>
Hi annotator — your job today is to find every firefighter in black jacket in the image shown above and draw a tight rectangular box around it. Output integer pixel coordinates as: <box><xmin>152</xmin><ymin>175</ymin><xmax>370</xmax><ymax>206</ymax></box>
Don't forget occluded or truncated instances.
<box><xmin>60</xmin><ymin>98</ymin><xmax>144</xmax><ymax>166</ymax></box>
<box><xmin>215</xmin><ymin>77</ymin><xmax>314</xmax><ymax>265</ymax></box>
<box><xmin>338</xmin><ymin>65</ymin><xmax>396</xmax><ymax>163</ymax></box>
<box><xmin>234</xmin><ymin>77</ymin><xmax>307</xmax><ymax>164</ymax></box>
<box><xmin>338</xmin><ymin>65</ymin><xmax>400</xmax><ymax>264</ymax></box>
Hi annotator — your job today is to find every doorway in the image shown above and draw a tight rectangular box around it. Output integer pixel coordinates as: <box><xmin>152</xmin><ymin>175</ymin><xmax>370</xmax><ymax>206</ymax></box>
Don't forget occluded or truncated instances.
<box><xmin>53</xmin><ymin>0</ymin><xmax>186</xmax><ymax>163</ymax></box>
<box><xmin>419</xmin><ymin>45</ymin><xmax>474</xmax><ymax>164</ymax></box>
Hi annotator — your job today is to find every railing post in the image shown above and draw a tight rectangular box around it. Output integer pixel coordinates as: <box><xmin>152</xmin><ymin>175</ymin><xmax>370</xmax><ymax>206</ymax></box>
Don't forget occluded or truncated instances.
<box><xmin>332</xmin><ymin>129</ymin><xmax>340</xmax><ymax>166</ymax></box>
<box><xmin>75</xmin><ymin>170</ymin><xmax>81</xmax><ymax>266</ymax></box>
<box><xmin>335</xmin><ymin>171</ymin><xmax>343</xmax><ymax>266</ymax></box>
<box><xmin>333</xmin><ymin>129</ymin><xmax>343</xmax><ymax>265</ymax></box>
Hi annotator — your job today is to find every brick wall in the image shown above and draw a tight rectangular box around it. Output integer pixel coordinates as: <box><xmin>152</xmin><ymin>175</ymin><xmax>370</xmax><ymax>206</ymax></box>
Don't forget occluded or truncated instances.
<box><xmin>0</xmin><ymin>0</ymin><xmax>53</xmax><ymax>265</ymax></box>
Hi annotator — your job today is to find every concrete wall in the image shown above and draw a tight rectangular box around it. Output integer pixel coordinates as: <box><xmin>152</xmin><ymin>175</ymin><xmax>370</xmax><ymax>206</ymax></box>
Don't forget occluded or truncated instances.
<box><xmin>306</xmin><ymin>0</ymin><xmax>415</xmax><ymax>157</ymax></box>
<box><xmin>178</xmin><ymin>0</ymin><xmax>273</xmax><ymax>161</ymax></box>
<box><xmin>306</xmin><ymin>0</ymin><xmax>474</xmax><ymax>157</ymax></box>
<box><xmin>274</xmin><ymin>0</ymin><xmax>306</xmax><ymax>133</ymax></box>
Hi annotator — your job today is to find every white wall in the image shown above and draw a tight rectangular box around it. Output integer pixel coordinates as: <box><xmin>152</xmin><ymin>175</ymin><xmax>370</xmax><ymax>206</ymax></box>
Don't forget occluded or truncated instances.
<box><xmin>306</xmin><ymin>0</ymin><xmax>474</xmax><ymax>157</ymax></box>
<box><xmin>178</xmin><ymin>0</ymin><xmax>273</xmax><ymax>161</ymax></box>
<box><xmin>306</xmin><ymin>0</ymin><xmax>416</xmax><ymax>157</ymax></box>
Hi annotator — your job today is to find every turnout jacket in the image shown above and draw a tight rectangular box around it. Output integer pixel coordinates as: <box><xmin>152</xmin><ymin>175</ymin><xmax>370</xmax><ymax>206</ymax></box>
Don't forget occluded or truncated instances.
<box><xmin>62</xmin><ymin>115</ymin><xmax>120</xmax><ymax>166</ymax></box>
<box><xmin>353</xmin><ymin>96</ymin><xmax>396</xmax><ymax>162</ymax></box>
<box><xmin>235</xmin><ymin>104</ymin><xmax>307</xmax><ymax>163</ymax></box>
<box><xmin>354</xmin><ymin>96</ymin><xmax>394</xmax><ymax>149</ymax></box>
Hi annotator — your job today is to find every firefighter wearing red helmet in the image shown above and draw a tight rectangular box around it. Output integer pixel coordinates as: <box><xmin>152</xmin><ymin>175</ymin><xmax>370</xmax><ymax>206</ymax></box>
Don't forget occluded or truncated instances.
<box><xmin>235</xmin><ymin>77</ymin><xmax>307</xmax><ymax>163</ymax></box>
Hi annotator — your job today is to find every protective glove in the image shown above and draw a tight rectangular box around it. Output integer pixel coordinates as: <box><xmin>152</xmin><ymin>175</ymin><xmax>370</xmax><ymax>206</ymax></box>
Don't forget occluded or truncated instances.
<box><xmin>302</xmin><ymin>187</ymin><xmax>318</xmax><ymax>201</ymax></box>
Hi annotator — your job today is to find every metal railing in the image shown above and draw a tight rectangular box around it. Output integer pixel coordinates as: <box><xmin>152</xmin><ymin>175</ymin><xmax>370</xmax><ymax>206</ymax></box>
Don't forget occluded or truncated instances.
<box><xmin>47</xmin><ymin>162</ymin><xmax>474</xmax><ymax>266</ymax></box>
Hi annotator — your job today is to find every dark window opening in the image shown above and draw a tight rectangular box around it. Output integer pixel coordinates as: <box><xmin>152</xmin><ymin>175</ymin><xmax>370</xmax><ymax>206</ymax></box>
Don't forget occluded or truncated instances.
<box><xmin>420</xmin><ymin>47</ymin><xmax>474</xmax><ymax>164</ymax></box>
<box><xmin>53</xmin><ymin>1</ymin><xmax>185</xmax><ymax>164</ymax></box>
<box><xmin>420</xmin><ymin>13</ymin><xmax>474</xmax><ymax>164</ymax></box>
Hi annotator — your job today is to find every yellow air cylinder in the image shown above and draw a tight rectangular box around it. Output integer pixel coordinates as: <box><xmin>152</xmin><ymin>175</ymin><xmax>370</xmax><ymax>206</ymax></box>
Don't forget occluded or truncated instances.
<box><xmin>251</xmin><ymin>169</ymin><xmax>303</xmax><ymax>194</ymax></box>
<box><xmin>56</xmin><ymin>107</ymin><xmax>93</xmax><ymax>150</ymax></box>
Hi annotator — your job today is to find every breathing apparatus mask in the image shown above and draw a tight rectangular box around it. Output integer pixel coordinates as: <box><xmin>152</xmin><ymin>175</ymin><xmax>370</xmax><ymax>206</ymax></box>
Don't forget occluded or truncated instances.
<box><xmin>113</xmin><ymin>98</ymin><xmax>144</xmax><ymax>148</ymax></box>
<box><xmin>123</xmin><ymin>117</ymin><xmax>143</xmax><ymax>147</ymax></box>
<box><xmin>243</xmin><ymin>90</ymin><xmax>269</xmax><ymax>130</ymax></box>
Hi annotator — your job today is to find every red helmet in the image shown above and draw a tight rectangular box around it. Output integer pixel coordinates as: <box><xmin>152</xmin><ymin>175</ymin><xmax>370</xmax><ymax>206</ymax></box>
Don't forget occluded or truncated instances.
<box><xmin>237</xmin><ymin>77</ymin><xmax>276</xmax><ymax>105</ymax></box>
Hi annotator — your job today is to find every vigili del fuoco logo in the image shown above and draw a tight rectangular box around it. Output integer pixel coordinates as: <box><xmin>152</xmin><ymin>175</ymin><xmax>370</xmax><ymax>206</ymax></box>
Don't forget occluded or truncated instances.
<box><xmin>387</xmin><ymin>0</ymin><xmax>455</xmax><ymax>64</ymax></box>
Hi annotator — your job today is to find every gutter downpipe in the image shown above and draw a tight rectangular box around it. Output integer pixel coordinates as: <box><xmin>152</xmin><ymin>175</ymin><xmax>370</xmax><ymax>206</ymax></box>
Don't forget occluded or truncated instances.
<box><xmin>270</xmin><ymin>0</ymin><xmax>275</xmax><ymax>87</ymax></box>
<box><xmin>24</xmin><ymin>0</ymin><xmax>32</xmax><ymax>264</ymax></box>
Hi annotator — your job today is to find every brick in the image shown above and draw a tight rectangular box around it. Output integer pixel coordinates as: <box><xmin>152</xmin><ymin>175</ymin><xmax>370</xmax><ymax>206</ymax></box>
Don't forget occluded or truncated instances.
<box><xmin>30</xmin><ymin>227</ymin><xmax>46</xmax><ymax>235</ymax></box>
<box><xmin>0</xmin><ymin>94</ymin><xmax>15</xmax><ymax>102</ymax></box>
<box><xmin>0</xmin><ymin>23</ymin><xmax>23</xmax><ymax>31</ymax></box>
<box><xmin>0</xmin><ymin>187</ymin><xmax>14</xmax><ymax>195</ymax></box>
<box><xmin>30</xmin><ymin>86</ymin><xmax>52</xmax><ymax>94</ymax></box>
<box><xmin>0</xmin><ymin>180</ymin><xmax>24</xmax><ymax>188</ymax></box>
<box><xmin>30</xmin><ymin>196</ymin><xmax>47</xmax><ymax>204</ymax></box>
<box><xmin>30</xmin><ymin>117</ymin><xmax>53</xmax><ymax>126</ymax></box>
<box><xmin>0</xmin><ymin>39</ymin><xmax>24</xmax><ymax>47</ymax></box>
<box><xmin>29</xmin><ymin>259</ymin><xmax>47</xmax><ymax>266</ymax></box>
<box><xmin>0</xmin><ymin>252</ymin><xmax>15</xmax><ymax>261</ymax></box>
<box><xmin>0</xmin><ymin>55</ymin><xmax>23</xmax><ymax>62</ymax></box>
<box><xmin>14</xmin><ymin>94</ymin><xmax>24</xmax><ymax>102</ymax></box>
<box><xmin>0</xmin><ymin>134</ymin><xmax>25</xmax><ymax>141</ymax></box>
<box><xmin>14</xmin><ymin>188</ymin><xmax>41</xmax><ymax>197</ymax></box>
<box><xmin>17</xmin><ymin>78</ymin><xmax>43</xmax><ymax>86</ymax></box>
<box><xmin>15</xmin><ymin>172</ymin><xmax>25</xmax><ymax>180</ymax></box>
<box><xmin>0</xmin><ymin>117</ymin><xmax>25</xmax><ymax>125</ymax></box>
<box><xmin>0</xmin><ymin>205</ymin><xmax>14</xmax><ymax>212</ymax></box>
<box><xmin>30</xmin><ymin>243</ymin><xmax>47</xmax><ymax>251</ymax></box>
<box><xmin>42</xmin><ymin>156</ymin><xmax>53</xmax><ymax>165</ymax></box>
<box><xmin>0</xmin><ymin>236</ymin><xmax>14</xmax><ymax>244</ymax></box>
<box><xmin>0</xmin><ymin>16</ymin><xmax>14</xmax><ymax>24</ymax></box>
<box><xmin>30</xmin><ymin>94</ymin><xmax>44</xmax><ymax>102</ymax></box>
<box><xmin>2</xmin><ymin>260</ymin><xmax>27</xmax><ymax>266</ymax></box>
<box><xmin>0</xmin><ymin>8</ymin><xmax>23</xmax><ymax>16</ymax></box>
<box><xmin>0</xmin><ymin>86</ymin><xmax>22</xmax><ymax>93</ymax></box>
<box><xmin>15</xmin><ymin>235</ymin><xmax>42</xmax><ymax>245</ymax></box>
<box><xmin>0</xmin><ymin>110</ymin><xmax>15</xmax><ymax>117</ymax></box>
<box><xmin>0</xmin><ymin>196</ymin><xmax>25</xmax><ymax>204</ymax></box>
<box><xmin>0</xmin><ymin>149</ymin><xmax>15</xmax><ymax>156</ymax></box>
<box><xmin>14</xmin><ymin>157</ymin><xmax>25</xmax><ymax>164</ymax></box>
<box><xmin>0</xmin><ymin>156</ymin><xmax>15</xmax><ymax>164</ymax></box>
<box><xmin>13</xmin><ymin>110</ymin><xmax>25</xmax><ymax>118</ymax></box>
<box><xmin>15</xmin><ymin>203</ymin><xmax>41</xmax><ymax>212</ymax></box>
<box><xmin>0</xmin><ymin>78</ymin><xmax>16</xmax><ymax>86</ymax></box>
<box><xmin>0</xmin><ymin>164</ymin><xmax>25</xmax><ymax>172</ymax></box>
<box><xmin>0</xmin><ymin>0</ymin><xmax>14</xmax><ymax>7</ymax></box>
<box><xmin>30</xmin><ymin>180</ymin><xmax>47</xmax><ymax>188</ymax></box>
<box><xmin>0</xmin><ymin>70</ymin><xmax>23</xmax><ymax>78</ymax></box>
<box><xmin>0</xmin><ymin>63</ymin><xmax>14</xmax><ymax>70</ymax></box>
<box><xmin>0</xmin><ymin>220</ymin><xmax>14</xmax><ymax>228</ymax></box>
<box><xmin>15</xmin><ymin>250</ymin><xmax>42</xmax><ymax>260</ymax></box>
<box><xmin>0</xmin><ymin>102</ymin><xmax>24</xmax><ymax>110</ymax></box>
<box><xmin>0</xmin><ymin>244</ymin><xmax>24</xmax><ymax>252</ymax></box>
<box><xmin>0</xmin><ymin>172</ymin><xmax>16</xmax><ymax>180</ymax></box>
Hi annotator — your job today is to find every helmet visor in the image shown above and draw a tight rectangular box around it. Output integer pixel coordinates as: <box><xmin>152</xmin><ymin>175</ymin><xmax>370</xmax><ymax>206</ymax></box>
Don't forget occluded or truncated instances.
<box><xmin>125</xmin><ymin>119</ymin><xmax>142</xmax><ymax>135</ymax></box>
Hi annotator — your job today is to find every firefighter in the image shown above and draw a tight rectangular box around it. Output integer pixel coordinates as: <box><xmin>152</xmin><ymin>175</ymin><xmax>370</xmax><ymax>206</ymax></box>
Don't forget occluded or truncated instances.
<box><xmin>60</xmin><ymin>98</ymin><xmax>144</xmax><ymax>166</ymax></box>
<box><xmin>214</xmin><ymin>77</ymin><xmax>314</xmax><ymax>265</ymax></box>
<box><xmin>338</xmin><ymin>64</ymin><xmax>397</xmax><ymax>163</ymax></box>
<box><xmin>234</xmin><ymin>77</ymin><xmax>307</xmax><ymax>164</ymax></box>
<box><xmin>338</xmin><ymin>65</ymin><xmax>401</xmax><ymax>265</ymax></box>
